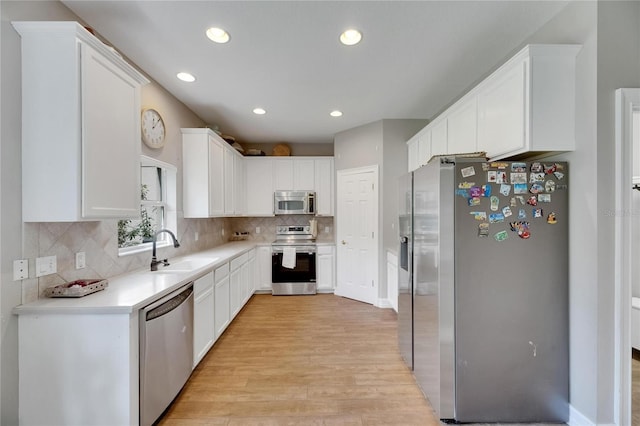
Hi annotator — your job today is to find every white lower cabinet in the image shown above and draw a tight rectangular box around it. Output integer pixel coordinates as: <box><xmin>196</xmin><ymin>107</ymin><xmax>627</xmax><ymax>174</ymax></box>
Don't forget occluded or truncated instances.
<box><xmin>247</xmin><ymin>249</ymin><xmax>256</xmax><ymax>301</ymax></box>
<box><xmin>214</xmin><ymin>263</ymin><xmax>230</xmax><ymax>339</ymax></box>
<box><xmin>257</xmin><ymin>245</ymin><xmax>273</xmax><ymax>291</ymax></box>
<box><xmin>230</xmin><ymin>253</ymin><xmax>249</xmax><ymax>320</ymax></box>
<box><xmin>193</xmin><ymin>271</ymin><xmax>215</xmax><ymax>368</ymax></box>
<box><xmin>316</xmin><ymin>245</ymin><xmax>335</xmax><ymax>291</ymax></box>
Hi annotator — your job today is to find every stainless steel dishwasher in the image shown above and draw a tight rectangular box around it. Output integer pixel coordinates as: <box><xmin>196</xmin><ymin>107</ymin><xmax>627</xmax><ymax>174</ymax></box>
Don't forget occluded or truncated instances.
<box><xmin>140</xmin><ymin>283</ymin><xmax>194</xmax><ymax>426</ymax></box>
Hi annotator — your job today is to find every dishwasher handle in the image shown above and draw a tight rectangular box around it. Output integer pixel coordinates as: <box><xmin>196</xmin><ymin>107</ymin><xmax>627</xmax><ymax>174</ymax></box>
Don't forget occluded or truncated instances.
<box><xmin>145</xmin><ymin>284</ymin><xmax>193</xmax><ymax>321</ymax></box>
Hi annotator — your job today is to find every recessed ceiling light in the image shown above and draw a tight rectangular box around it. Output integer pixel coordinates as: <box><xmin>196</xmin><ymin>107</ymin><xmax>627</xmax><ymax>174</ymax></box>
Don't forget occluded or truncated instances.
<box><xmin>206</xmin><ymin>27</ymin><xmax>230</xmax><ymax>43</ymax></box>
<box><xmin>339</xmin><ymin>29</ymin><xmax>362</xmax><ymax>46</ymax></box>
<box><xmin>176</xmin><ymin>72</ymin><xmax>196</xmax><ymax>82</ymax></box>
<box><xmin>330</xmin><ymin>110</ymin><xmax>343</xmax><ymax>117</ymax></box>
<box><xmin>253</xmin><ymin>108</ymin><xmax>266</xmax><ymax>115</ymax></box>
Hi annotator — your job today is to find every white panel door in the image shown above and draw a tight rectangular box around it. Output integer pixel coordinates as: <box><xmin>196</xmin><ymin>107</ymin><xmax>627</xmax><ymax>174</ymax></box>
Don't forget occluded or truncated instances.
<box><xmin>335</xmin><ymin>166</ymin><xmax>378</xmax><ymax>304</ymax></box>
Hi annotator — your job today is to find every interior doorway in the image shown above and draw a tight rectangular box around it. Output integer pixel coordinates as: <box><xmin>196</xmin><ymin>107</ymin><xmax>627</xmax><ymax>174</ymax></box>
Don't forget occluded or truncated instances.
<box><xmin>335</xmin><ymin>165</ymin><xmax>379</xmax><ymax>305</ymax></box>
<box><xmin>614</xmin><ymin>88</ymin><xmax>640</xmax><ymax>426</ymax></box>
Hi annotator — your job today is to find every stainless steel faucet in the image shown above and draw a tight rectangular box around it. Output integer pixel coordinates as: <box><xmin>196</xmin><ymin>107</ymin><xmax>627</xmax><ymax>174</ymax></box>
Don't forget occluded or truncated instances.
<box><xmin>150</xmin><ymin>229</ymin><xmax>181</xmax><ymax>271</ymax></box>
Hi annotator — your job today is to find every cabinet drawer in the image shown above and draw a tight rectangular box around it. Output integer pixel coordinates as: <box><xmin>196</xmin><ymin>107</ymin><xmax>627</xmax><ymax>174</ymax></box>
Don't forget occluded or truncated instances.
<box><xmin>193</xmin><ymin>272</ymin><xmax>214</xmax><ymax>297</ymax></box>
<box><xmin>230</xmin><ymin>253</ymin><xmax>248</xmax><ymax>271</ymax></box>
<box><xmin>215</xmin><ymin>263</ymin><xmax>229</xmax><ymax>282</ymax></box>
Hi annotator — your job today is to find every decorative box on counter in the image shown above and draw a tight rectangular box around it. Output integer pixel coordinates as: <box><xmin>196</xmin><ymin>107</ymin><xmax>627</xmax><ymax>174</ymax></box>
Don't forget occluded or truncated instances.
<box><xmin>44</xmin><ymin>279</ymin><xmax>108</xmax><ymax>298</ymax></box>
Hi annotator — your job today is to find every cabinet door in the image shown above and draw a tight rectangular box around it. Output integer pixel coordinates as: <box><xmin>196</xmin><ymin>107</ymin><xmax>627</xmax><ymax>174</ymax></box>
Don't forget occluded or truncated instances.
<box><xmin>294</xmin><ymin>159</ymin><xmax>315</xmax><ymax>190</ymax></box>
<box><xmin>316</xmin><ymin>245</ymin><xmax>335</xmax><ymax>291</ymax></box>
<box><xmin>234</xmin><ymin>154</ymin><xmax>245</xmax><ymax>215</ymax></box>
<box><xmin>81</xmin><ymin>43</ymin><xmax>141</xmax><ymax>218</ymax></box>
<box><xmin>447</xmin><ymin>97</ymin><xmax>477</xmax><ymax>155</ymax></box>
<box><xmin>407</xmin><ymin>139</ymin><xmax>419</xmax><ymax>172</ymax></box>
<box><xmin>248</xmin><ymin>252</ymin><xmax>256</xmax><ymax>296</ymax></box>
<box><xmin>314</xmin><ymin>158</ymin><xmax>334</xmax><ymax>216</ymax></box>
<box><xmin>229</xmin><ymin>267</ymin><xmax>241</xmax><ymax>319</ymax></box>
<box><xmin>224</xmin><ymin>148</ymin><xmax>235</xmax><ymax>215</ymax></box>
<box><xmin>214</xmin><ymin>272</ymin><xmax>230</xmax><ymax>339</ymax></box>
<box><xmin>417</xmin><ymin>131</ymin><xmax>431</xmax><ymax>167</ymax></box>
<box><xmin>208</xmin><ymin>137</ymin><xmax>225</xmax><ymax>216</ymax></box>
<box><xmin>245</xmin><ymin>158</ymin><xmax>274</xmax><ymax>215</ymax></box>
<box><xmin>430</xmin><ymin>119</ymin><xmax>448</xmax><ymax>157</ymax></box>
<box><xmin>273</xmin><ymin>159</ymin><xmax>294</xmax><ymax>190</ymax></box>
<box><xmin>193</xmin><ymin>286</ymin><xmax>214</xmax><ymax>367</ymax></box>
<box><xmin>477</xmin><ymin>58</ymin><xmax>527</xmax><ymax>158</ymax></box>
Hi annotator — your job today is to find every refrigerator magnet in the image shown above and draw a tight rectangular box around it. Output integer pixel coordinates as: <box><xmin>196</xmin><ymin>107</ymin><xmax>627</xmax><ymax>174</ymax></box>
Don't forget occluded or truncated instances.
<box><xmin>500</xmin><ymin>184</ymin><xmax>511</xmax><ymax>196</ymax></box>
<box><xmin>492</xmin><ymin>162</ymin><xmax>509</xmax><ymax>169</ymax></box>
<box><xmin>496</xmin><ymin>171</ymin><xmax>508</xmax><ymax>184</ymax></box>
<box><xmin>538</xmin><ymin>194</ymin><xmax>551</xmax><ymax>203</ymax></box>
<box><xmin>490</xmin><ymin>195</ymin><xmax>500</xmax><ymax>211</ymax></box>
<box><xmin>511</xmin><ymin>162</ymin><xmax>527</xmax><ymax>172</ymax></box>
<box><xmin>461</xmin><ymin>166</ymin><xmax>476</xmax><ymax>177</ymax></box>
<box><xmin>489</xmin><ymin>213</ymin><xmax>505</xmax><ymax>223</ymax></box>
<box><xmin>531</xmin><ymin>162</ymin><xmax>543</xmax><ymax>173</ymax></box>
<box><xmin>478</xmin><ymin>223</ymin><xmax>490</xmax><ymax>237</ymax></box>
<box><xmin>456</xmin><ymin>189</ymin><xmax>469</xmax><ymax>198</ymax></box>
<box><xmin>545</xmin><ymin>180</ymin><xmax>556</xmax><ymax>193</ymax></box>
<box><xmin>511</xmin><ymin>172</ymin><xmax>527</xmax><ymax>184</ymax></box>
<box><xmin>487</xmin><ymin>171</ymin><xmax>497</xmax><ymax>182</ymax></box>
<box><xmin>554</xmin><ymin>171</ymin><xmax>565</xmax><ymax>180</ymax></box>
<box><xmin>533</xmin><ymin>208</ymin><xmax>544</xmax><ymax>218</ymax></box>
<box><xmin>469</xmin><ymin>186</ymin><xmax>482</xmax><ymax>197</ymax></box>
<box><xmin>530</xmin><ymin>183</ymin><xmax>544</xmax><ymax>194</ymax></box>
<box><xmin>530</xmin><ymin>173</ymin><xmax>545</xmax><ymax>183</ymax></box>
<box><xmin>470</xmin><ymin>211</ymin><xmax>487</xmax><ymax>221</ymax></box>
<box><xmin>527</xmin><ymin>196</ymin><xmax>538</xmax><ymax>206</ymax></box>
<box><xmin>502</xmin><ymin>206</ymin><xmax>513</xmax><ymax>217</ymax></box>
<box><xmin>510</xmin><ymin>197</ymin><xmax>518</xmax><ymax>207</ymax></box>
<box><xmin>481</xmin><ymin>184</ymin><xmax>492</xmax><ymax>197</ymax></box>
<box><xmin>514</xmin><ymin>183</ymin><xmax>528</xmax><ymax>194</ymax></box>
<box><xmin>517</xmin><ymin>196</ymin><xmax>526</xmax><ymax>205</ymax></box>
<box><xmin>547</xmin><ymin>212</ymin><xmax>558</xmax><ymax>224</ymax></box>
<box><xmin>518</xmin><ymin>209</ymin><xmax>527</xmax><ymax>219</ymax></box>
<box><xmin>544</xmin><ymin>163</ymin><xmax>557</xmax><ymax>174</ymax></box>
<box><xmin>468</xmin><ymin>197</ymin><xmax>481</xmax><ymax>207</ymax></box>
<box><xmin>459</xmin><ymin>181</ymin><xmax>475</xmax><ymax>189</ymax></box>
<box><xmin>494</xmin><ymin>230</ymin><xmax>509</xmax><ymax>242</ymax></box>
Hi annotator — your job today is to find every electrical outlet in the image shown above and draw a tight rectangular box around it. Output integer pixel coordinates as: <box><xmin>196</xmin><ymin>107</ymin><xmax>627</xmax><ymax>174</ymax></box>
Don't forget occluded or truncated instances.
<box><xmin>75</xmin><ymin>252</ymin><xmax>86</xmax><ymax>269</ymax></box>
<box><xmin>13</xmin><ymin>259</ymin><xmax>28</xmax><ymax>281</ymax></box>
<box><xmin>221</xmin><ymin>228</ymin><xmax>225</xmax><ymax>236</ymax></box>
<box><xmin>194</xmin><ymin>232</ymin><xmax>199</xmax><ymax>241</ymax></box>
<box><xmin>35</xmin><ymin>256</ymin><xmax>56</xmax><ymax>277</ymax></box>
<box><xmin>256</xmin><ymin>227</ymin><xmax>261</xmax><ymax>234</ymax></box>
<box><xmin>324</xmin><ymin>226</ymin><xmax>330</xmax><ymax>234</ymax></box>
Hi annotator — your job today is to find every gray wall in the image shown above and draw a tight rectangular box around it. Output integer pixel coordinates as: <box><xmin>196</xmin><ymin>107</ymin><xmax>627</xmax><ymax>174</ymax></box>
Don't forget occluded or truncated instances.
<box><xmin>334</xmin><ymin>119</ymin><xmax>426</xmax><ymax>303</ymax></box>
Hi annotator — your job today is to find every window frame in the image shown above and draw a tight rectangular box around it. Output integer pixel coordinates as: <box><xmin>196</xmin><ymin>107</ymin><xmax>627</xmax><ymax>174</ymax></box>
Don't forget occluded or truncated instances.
<box><xmin>118</xmin><ymin>155</ymin><xmax>177</xmax><ymax>257</ymax></box>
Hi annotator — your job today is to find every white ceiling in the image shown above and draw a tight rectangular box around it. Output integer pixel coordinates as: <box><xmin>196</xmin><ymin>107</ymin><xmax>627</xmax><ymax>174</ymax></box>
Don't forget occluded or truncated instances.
<box><xmin>62</xmin><ymin>0</ymin><xmax>569</xmax><ymax>145</ymax></box>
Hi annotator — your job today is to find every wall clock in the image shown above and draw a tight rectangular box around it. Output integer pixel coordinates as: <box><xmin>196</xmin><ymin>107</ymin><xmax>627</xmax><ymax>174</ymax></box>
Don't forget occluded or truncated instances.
<box><xmin>141</xmin><ymin>108</ymin><xmax>166</xmax><ymax>149</ymax></box>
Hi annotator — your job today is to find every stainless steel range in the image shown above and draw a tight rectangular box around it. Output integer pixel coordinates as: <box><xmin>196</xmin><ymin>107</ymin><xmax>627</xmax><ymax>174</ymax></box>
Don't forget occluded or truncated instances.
<box><xmin>271</xmin><ymin>225</ymin><xmax>316</xmax><ymax>295</ymax></box>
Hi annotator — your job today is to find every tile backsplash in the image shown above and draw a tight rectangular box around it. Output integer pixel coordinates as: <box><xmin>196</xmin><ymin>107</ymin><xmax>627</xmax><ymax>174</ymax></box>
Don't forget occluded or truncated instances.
<box><xmin>22</xmin><ymin>215</ymin><xmax>333</xmax><ymax>303</ymax></box>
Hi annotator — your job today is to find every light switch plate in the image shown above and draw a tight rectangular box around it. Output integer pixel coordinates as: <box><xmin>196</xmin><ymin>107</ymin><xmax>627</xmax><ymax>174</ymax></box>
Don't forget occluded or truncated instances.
<box><xmin>13</xmin><ymin>259</ymin><xmax>28</xmax><ymax>281</ymax></box>
<box><xmin>35</xmin><ymin>256</ymin><xmax>57</xmax><ymax>277</ymax></box>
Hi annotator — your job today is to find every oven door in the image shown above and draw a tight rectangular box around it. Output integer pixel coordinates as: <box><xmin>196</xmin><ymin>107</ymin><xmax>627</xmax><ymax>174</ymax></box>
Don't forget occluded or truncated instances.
<box><xmin>271</xmin><ymin>246</ymin><xmax>316</xmax><ymax>295</ymax></box>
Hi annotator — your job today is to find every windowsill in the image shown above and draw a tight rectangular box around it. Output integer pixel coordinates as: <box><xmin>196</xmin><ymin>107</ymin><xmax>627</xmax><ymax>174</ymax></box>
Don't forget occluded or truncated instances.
<box><xmin>118</xmin><ymin>240</ymin><xmax>171</xmax><ymax>257</ymax></box>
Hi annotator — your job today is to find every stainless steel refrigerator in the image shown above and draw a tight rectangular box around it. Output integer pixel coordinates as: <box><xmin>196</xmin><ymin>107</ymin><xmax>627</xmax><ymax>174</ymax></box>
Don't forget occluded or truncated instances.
<box><xmin>398</xmin><ymin>158</ymin><xmax>569</xmax><ymax>423</ymax></box>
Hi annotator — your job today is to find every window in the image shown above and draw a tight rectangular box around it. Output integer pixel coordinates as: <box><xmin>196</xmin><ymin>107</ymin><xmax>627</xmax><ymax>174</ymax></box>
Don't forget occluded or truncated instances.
<box><xmin>118</xmin><ymin>156</ymin><xmax>177</xmax><ymax>256</ymax></box>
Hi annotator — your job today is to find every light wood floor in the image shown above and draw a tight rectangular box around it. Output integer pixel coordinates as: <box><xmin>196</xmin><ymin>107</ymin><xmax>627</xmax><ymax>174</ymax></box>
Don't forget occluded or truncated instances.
<box><xmin>633</xmin><ymin>356</ymin><xmax>640</xmax><ymax>426</ymax></box>
<box><xmin>158</xmin><ymin>294</ymin><xmax>439</xmax><ymax>425</ymax></box>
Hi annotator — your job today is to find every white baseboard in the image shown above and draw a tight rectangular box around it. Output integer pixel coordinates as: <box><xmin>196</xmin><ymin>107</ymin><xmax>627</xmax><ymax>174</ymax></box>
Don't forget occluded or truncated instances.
<box><xmin>568</xmin><ymin>405</ymin><xmax>596</xmax><ymax>426</ymax></box>
<box><xmin>375</xmin><ymin>298</ymin><xmax>393</xmax><ymax>309</ymax></box>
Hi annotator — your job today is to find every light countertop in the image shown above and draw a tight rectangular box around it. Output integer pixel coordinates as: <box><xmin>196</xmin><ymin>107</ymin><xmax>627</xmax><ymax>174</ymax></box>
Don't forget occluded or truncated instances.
<box><xmin>14</xmin><ymin>242</ymin><xmax>256</xmax><ymax>316</ymax></box>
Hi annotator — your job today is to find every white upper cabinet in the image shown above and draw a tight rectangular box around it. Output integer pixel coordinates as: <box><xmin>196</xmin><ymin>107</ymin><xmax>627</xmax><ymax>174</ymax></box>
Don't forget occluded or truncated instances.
<box><xmin>14</xmin><ymin>21</ymin><xmax>149</xmax><ymax>221</ymax></box>
<box><xmin>407</xmin><ymin>138</ymin><xmax>420</xmax><ymax>173</ymax></box>
<box><xmin>182</xmin><ymin>128</ymin><xmax>243</xmax><ymax>218</ymax></box>
<box><xmin>273</xmin><ymin>159</ymin><xmax>294</xmax><ymax>191</ymax></box>
<box><xmin>294</xmin><ymin>159</ymin><xmax>315</xmax><ymax>190</ymax></box>
<box><xmin>430</xmin><ymin>119</ymin><xmax>448</xmax><ymax>157</ymax></box>
<box><xmin>406</xmin><ymin>44</ymin><xmax>580</xmax><ymax>170</ymax></box>
<box><xmin>245</xmin><ymin>158</ymin><xmax>274</xmax><ymax>216</ymax></box>
<box><xmin>447</xmin><ymin>97</ymin><xmax>478</xmax><ymax>155</ymax></box>
<box><xmin>314</xmin><ymin>158</ymin><xmax>334</xmax><ymax>216</ymax></box>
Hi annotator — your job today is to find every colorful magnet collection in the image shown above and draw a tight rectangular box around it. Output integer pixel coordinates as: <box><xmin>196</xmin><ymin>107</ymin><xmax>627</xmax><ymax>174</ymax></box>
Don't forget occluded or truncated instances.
<box><xmin>457</xmin><ymin>162</ymin><xmax>565</xmax><ymax>242</ymax></box>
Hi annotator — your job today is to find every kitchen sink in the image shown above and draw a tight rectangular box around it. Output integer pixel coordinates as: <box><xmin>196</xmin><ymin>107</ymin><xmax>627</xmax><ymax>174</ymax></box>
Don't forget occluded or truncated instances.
<box><xmin>154</xmin><ymin>258</ymin><xmax>217</xmax><ymax>273</ymax></box>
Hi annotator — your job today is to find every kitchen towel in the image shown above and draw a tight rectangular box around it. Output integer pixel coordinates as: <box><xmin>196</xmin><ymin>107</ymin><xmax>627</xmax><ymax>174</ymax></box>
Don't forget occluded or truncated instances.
<box><xmin>282</xmin><ymin>247</ymin><xmax>297</xmax><ymax>269</ymax></box>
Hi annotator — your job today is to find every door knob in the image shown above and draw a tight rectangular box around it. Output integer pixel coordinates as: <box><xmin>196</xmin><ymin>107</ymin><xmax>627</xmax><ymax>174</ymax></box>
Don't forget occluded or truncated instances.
<box><xmin>341</xmin><ymin>240</ymin><xmax>346</xmax><ymax>245</ymax></box>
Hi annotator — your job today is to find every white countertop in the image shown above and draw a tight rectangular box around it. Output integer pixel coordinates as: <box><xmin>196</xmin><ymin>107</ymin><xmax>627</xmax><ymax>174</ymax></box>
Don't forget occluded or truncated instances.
<box><xmin>14</xmin><ymin>242</ymin><xmax>256</xmax><ymax>316</ymax></box>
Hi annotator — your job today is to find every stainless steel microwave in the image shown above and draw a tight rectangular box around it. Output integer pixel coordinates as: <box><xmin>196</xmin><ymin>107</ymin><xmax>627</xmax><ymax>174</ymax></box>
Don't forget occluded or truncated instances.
<box><xmin>274</xmin><ymin>191</ymin><xmax>316</xmax><ymax>215</ymax></box>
